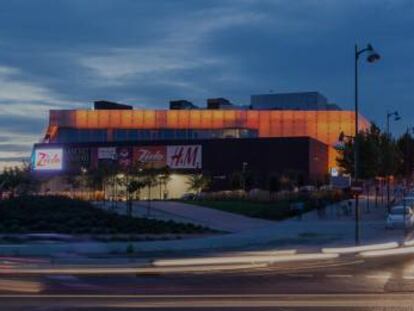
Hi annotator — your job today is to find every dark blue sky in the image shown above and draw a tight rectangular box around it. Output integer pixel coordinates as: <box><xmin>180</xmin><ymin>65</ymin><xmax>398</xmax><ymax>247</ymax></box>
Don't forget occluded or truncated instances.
<box><xmin>0</xmin><ymin>0</ymin><xmax>413</xmax><ymax>167</ymax></box>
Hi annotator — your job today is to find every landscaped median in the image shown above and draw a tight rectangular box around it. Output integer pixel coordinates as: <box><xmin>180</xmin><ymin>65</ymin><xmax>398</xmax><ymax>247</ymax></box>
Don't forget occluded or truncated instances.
<box><xmin>181</xmin><ymin>190</ymin><xmax>349</xmax><ymax>221</ymax></box>
<box><xmin>0</xmin><ymin>196</ymin><xmax>212</xmax><ymax>241</ymax></box>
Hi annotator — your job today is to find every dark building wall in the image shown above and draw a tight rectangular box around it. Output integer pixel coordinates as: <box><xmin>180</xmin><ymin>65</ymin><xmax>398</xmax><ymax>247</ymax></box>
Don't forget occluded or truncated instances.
<box><xmin>308</xmin><ymin>139</ymin><xmax>329</xmax><ymax>182</ymax></box>
<box><xmin>33</xmin><ymin>137</ymin><xmax>328</xmax><ymax>188</ymax></box>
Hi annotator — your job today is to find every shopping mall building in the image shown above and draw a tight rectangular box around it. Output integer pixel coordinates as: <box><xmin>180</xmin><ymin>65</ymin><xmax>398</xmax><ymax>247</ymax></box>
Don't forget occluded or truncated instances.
<box><xmin>32</xmin><ymin>92</ymin><xmax>369</xmax><ymax>198</ymax></box>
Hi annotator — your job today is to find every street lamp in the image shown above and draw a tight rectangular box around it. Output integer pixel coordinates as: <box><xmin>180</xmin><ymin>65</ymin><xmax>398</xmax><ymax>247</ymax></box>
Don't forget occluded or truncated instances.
<box><xmin>403</xmin><ymin>127</ymin><xmax>414</xmax><ymax>240</ymax></box>
<box><xmin>386</xmin><ymin>111</ymin><xmax>401</xmax><ymax>137</ymax></box>
<box><xmin>354</xmin><ymin>43</ymin><xmax>381</xmax><ymax>245</ymax></box>
<box><xmin>385</xmin><ymin>111</ymin><xmax>401</xmax><ymax>213</ymax></box>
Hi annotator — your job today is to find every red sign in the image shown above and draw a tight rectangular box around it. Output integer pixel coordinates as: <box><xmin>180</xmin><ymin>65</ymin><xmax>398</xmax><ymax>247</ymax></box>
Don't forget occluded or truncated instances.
<box><xmin>133</xmin><ymin>146</ymin><xmax>166</xmax><ymax>167</ymax></box>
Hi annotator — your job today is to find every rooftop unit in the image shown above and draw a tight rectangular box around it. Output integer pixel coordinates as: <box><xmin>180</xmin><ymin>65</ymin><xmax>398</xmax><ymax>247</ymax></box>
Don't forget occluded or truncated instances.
<box><xmin>94</xmin><ymin>100</ymin><xmax>133</xmax><ymax>110</ymax></box>
<box><xmin>169</xmin><ymin>100</ymin><xmax>199</xmax><ymax>110</ymax></box>
<box><xmin>207</xmin><ymin>98</ymin><xmax>234</xmax><ymax>110</ymax></box>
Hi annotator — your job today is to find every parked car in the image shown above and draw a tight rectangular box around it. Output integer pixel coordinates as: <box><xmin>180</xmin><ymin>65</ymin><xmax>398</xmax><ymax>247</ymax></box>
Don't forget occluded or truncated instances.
<box><xmin>180</xmin><ymin>193</ymin><xmax>196</xmax><ymax>200</ymax></box>
<box><xmin>299</xmin><ymin>185</ymin><xmax>317</xmax><ymax>193</ymax></box>
<box><xmin>401</xmin><ymin>196</ymin><xmax>414</xmax><ymax>208</ymax></box>
<box><xmin>386</xmin><ymin>205</ymin><xmax>414</xmax><ymax>229</ymax></box>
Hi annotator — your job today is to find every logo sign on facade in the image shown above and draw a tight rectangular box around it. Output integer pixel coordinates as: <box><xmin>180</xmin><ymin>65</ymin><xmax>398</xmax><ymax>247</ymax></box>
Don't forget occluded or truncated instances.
<box><xmin>330</xmin><ymin>167</ymin><xmax>339</xmax><ymax>177</ymax></box>
<box><xmin>167</xmin><ymin>145</ymin><xmax>202</xmax><ymax>169</ymax></box>
<box><xmin>64</xmin><ymin>147</ymin><xmax>90</xmax><ymax>169</ymax></box>
<box><xmin>33</xmin><ymin>148</ymin><xmax>63</xmax><ymax>170</ymax></box>
<box><xmin>98</xmin><ymin>147</ymin><xmax>117</xmax><ymax>159</ymax></box>
<box><xmin>117</xmin><ymin>147</ymin><xmax>132</xmax><ymax>167</ymax></box>
<box><xmin>134</xmin><ymin>146</ymin><xmax>166</xmax><ymax>168</ymax></box>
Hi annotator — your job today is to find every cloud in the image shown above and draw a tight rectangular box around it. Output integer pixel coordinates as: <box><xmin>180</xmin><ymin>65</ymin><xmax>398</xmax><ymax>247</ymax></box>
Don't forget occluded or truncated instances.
<box><xmin>80</xmin><ymin>48</ymin><xmax>220</xmax><ymax>81</ymax></box>
<box><xmin>78</xmin><ymin>4</ymin><xmax>266</xmax><ymax>85</ymax></box>
<box><xmin>0</xmin><ymin>0</ymin><xmax>413</xmax><ymax>170</ymax></box>
<box><xmin>0</xmin><ymin>65</ymin><xmax>63</xmax><ymax>104</ymax></box>
<box><xmin>0</xmin><ymin>144</ymin><xmax>32</xmax><ymax>153</ymax></box>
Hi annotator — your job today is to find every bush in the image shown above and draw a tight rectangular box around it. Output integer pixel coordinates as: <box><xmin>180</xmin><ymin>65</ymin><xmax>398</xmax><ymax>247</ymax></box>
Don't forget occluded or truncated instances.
<box><xmin>0</xmin><ymin>195</ymin><xmax>211</xmax><ymax>235</ymax></box>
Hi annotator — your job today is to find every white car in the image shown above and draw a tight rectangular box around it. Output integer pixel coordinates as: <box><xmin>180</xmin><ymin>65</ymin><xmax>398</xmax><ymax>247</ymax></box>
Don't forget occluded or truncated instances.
<box><xmin>401</xmin><ymin>197</ymin><xmax>414</xmax><ymax>208</ymax></box>
<box><xmin>386</xmin><ymin>206</ymin><xmax>414</xmax><ymax>229</ymax></box>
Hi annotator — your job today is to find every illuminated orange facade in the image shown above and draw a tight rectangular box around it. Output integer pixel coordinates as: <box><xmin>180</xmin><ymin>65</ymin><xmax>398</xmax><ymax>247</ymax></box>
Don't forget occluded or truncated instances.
<box><xmin>45</xmin><ymin>109</ymin><xmax>370</xmax><ymax>169</ymax></box>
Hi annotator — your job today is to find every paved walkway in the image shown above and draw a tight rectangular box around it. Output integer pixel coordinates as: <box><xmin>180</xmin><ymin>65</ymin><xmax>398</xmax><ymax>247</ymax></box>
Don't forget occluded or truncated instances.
<box><xmin>91</xmin><ymin>195</ymin><xmax>410</xmax><ymax>252</ymax></box>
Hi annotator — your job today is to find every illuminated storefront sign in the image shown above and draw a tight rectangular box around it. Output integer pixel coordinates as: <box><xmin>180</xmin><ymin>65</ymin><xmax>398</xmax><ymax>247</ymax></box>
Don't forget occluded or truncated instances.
<box><xmin>167</xmin><ymin>145</ymin><xmax>202</xmax><ymax>169</ymax></box>
<box><xmin>117</xmin><ymin>147</ymin><xmax>132</xmax><ymax>167</ymax></box>
<box><xmin>34</xmin><ymin>148</ymin><xmax>63</xmax><ymax>170</ymax></box>
<box><xmin>134</xmin><ymin>146</ymin><xmax>166</xmax><ymax>168</ymax></box>
<box><xmin>64</xmin><ymin>147</ymin><xmax>90</xmax><ymax>170</ymax></box>
<box><xmin>98</xmin><ymin>147</ymin><xmax>116</xmax><ymax>159</ymax></box>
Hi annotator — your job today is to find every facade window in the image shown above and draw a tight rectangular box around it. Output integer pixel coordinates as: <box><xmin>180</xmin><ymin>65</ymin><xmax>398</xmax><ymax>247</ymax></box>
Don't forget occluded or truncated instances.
<box><xmin>54</xmin><ymin>128</ymin><xmax>257</xmax><ymax>143</ymax></box>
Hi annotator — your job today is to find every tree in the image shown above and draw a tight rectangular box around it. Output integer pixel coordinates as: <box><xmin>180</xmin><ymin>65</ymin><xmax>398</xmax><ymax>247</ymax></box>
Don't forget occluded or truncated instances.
<box><xmin>396</xmin><ymin>131</ymin><xmax>414</xmax><ymax>179</ymax></box>
<box><xmin>336</xmin><ymin>123</ymin><xmax>392</xmax><ymax>180</ymax></box>
<box><xmin>378</xmin><ymin>133</ymin><xmax>401</xmax><ymax>179</ymax></box>
<box><xmin>126</xmin><ymin>180</ymin><xmax>146</xmax><ymax>216</ymax></box>
<box><xmin>0</xmin><ymin>162</ymin><xmax>38</xmax><ymax>197</ymax></box>
<box><xmin>187</xmin><ymin>174</ymin><xmax>211</xmax><ymax>194</ymax></box>
<box><xmin>157</xmin><ymin>166</ymin><xmax>171</xmax><ymax>200</ymax></box>
<box><xmin>229</xmin><ymin>171</ymin><xmax>243</xmax><ymax>190</ymax></box>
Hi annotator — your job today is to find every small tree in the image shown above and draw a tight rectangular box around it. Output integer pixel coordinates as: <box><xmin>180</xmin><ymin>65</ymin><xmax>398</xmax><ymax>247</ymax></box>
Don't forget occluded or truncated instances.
<box><xmin>0</xmin><ymin>162</ymin><xmax>38</xmax><ymax>197</ymax></box>
<box><xmin>157</xmin><ymin>166</ymin><xmax>171</xmax><ymax>200</ymax></box>
<box><xmin>126</xmin><ymin>180</ymin><xmax>146</xmax><ymax>216</ymax></box>
<box><xmin>187</xmin><ymin>174</ymin><xmax>211</xmax><ymax>194</ymax></box>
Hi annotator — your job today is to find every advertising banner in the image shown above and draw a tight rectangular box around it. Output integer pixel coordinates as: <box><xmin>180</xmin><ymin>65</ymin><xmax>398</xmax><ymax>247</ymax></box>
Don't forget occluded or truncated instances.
<box><xmin>64</xmin><ymin>147</ymin><xmax>90</xmax><ymax>170</ymax></box>
<box><xmin>133</xmin><ymin>146</ymin><xmax>166</xmax><ymax>168</ymax></box>
<box><xmin>117</xmin><ymin>147</ymin><xmax>132</xmax><ymax>167</ymax></box>
<box><xmin>98</xmin><ymin>147</ymin><xmax>116</xmax><ymax>159</ymax></box>
<box><xmin>167</xmin><ymin>145</ymin><xmax>202</xmax><ymax>169</ymax></box>
<box><xmin>33</xmin><ymin>148</ymin><xmax>63</xmax><ymax>170</ymax></box>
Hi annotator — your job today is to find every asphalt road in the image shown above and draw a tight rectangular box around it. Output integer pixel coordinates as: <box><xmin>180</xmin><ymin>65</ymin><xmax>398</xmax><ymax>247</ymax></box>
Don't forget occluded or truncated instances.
<box><xmin>2</xmin><ymin>254</ymin><xmax>414</xmax><ymax>310</ymax></box>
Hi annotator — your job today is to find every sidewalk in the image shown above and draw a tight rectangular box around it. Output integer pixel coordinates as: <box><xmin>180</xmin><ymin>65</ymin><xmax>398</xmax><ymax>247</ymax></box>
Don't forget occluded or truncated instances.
<box><xmin>90</xmin><ymin>196</ymin><xmax>408</xmax><ymax>252</ymax></box>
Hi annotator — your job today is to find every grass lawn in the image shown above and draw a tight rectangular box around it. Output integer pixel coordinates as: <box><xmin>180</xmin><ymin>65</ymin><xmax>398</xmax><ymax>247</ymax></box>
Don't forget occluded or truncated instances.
<box><xmin>184</xmin><ymin>193</ymin><xmax>344</xmax><ymax>221</ymax></box>
<box><xmin>185</xmin><ymin>200</ymin><xmax>301</xmax><ymax>220</ymax></box>
<box><xmin>0</xmin><ymin>196</ymin><xmax>210</xmax><ymax>234</ymax></box>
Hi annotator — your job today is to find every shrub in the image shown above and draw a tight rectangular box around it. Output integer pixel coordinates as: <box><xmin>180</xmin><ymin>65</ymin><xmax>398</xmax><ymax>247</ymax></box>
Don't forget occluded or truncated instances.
<box><xmin>0</xmin><ymin>195</ymin><xmax>211</xmax><ymax>235</ymax></box>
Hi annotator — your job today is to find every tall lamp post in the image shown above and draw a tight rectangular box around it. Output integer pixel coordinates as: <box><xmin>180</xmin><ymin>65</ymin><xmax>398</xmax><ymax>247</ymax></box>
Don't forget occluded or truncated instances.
<box><xmin>385</xmin><ymin>111</ymin><xmax>401</xmax><ymax>213</ymax></box>
<box><xmin>354</xmin><ymin>43</ymin><xmax>380</xmax><ymax>245</ymax></box>
<box><xmin>386</xmin><ymin>111</ymin><xmax>401</xmax><ymax>136</ymax></box>
<box><xmin>403</xmin><ymin>127</ymin><xmax>414</xmax><ymax>240</ymax></box>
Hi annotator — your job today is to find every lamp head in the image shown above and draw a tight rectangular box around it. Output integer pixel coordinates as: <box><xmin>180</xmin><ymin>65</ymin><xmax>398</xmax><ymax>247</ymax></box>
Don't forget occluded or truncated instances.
<box><xmin>394</xmin><ymin>111</ymin><xmax>401</xmax><ymax>121</ymax></box>
<box><xmin>366</xmin><ymin>44</ymin><xmax>381</xmax><ymax>63</ymax></box>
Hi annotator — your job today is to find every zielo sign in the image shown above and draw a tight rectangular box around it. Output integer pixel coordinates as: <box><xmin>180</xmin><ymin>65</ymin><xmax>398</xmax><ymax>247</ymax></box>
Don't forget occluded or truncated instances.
<box><xmin>33</xmin><ymin>148</ymin><xmax>63</xmax><ymax>170</ymax></box>
<box><xmin>134</xmin><ymin>146</ymin><xmax>166</xmax><ymax>168</ymax></box>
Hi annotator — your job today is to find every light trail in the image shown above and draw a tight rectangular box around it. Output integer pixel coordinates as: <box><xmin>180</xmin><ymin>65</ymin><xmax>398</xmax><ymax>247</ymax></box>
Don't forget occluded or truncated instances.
<box><xmin>0</xmin><ymin>263</ymin><xmax>268</xmax><ymax>275</ymax></box>
<box><xmin>0</xmin><ymin>279</ymin><xmax>43</xmax><ymax>293</ymax></box>
<box><xmin>153</xmin><ymin>253</ymin><xmax>339</xmax><ymax>267</ymax></box>
<box><xmin>236</xmin><ymin>249</ymin><xmax>297</xmax><ymax>256</ymax></box>
<box><xmin>359</xmin><ymin>246</ymin><xmax>414</xmax><ymax>258</ymax></box>
<box><xmin>322</xmin><ymin>242</ymin><xmax>398</xmax><ymax>254</ymax></box>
